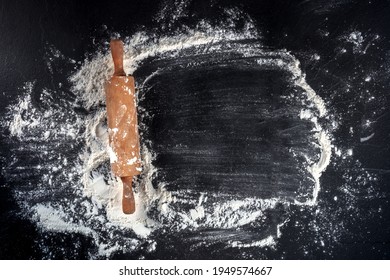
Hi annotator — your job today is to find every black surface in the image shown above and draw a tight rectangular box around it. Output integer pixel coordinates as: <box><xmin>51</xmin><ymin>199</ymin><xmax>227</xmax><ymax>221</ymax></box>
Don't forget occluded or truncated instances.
<box><xmin>1</xmin><ymin>0</ymin><xmax>390</xmax><ymax>259</ymax></box>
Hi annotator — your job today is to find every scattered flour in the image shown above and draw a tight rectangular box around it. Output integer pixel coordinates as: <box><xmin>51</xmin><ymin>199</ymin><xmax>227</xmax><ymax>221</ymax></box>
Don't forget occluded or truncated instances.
<box><xmin>341</xmin><ymin>30</ymin><xmax>380</xmax><ymax>55</ymax></box>
<box><xmin>230</xmin><ymin>236</ymin><xmax>276</xmax><ymax>248</ymax></box>
<box><xmin>32</xmin><ymin>204</ymin><xmax>95</xmax><ymax>237</ymax></box>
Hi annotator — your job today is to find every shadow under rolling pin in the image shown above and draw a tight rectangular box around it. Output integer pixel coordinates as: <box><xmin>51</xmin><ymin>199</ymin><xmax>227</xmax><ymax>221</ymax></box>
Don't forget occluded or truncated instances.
<box><xmin>104</xmin><ymin>39</ymin><xmax>142</xmax><ymax>214</ymax></box>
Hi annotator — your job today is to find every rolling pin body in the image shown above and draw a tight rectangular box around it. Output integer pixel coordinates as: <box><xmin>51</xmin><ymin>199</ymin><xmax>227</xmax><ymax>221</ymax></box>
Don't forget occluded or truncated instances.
<box><xmin>105</xmin><ymin>76</ymin><xmax>142</xmax><ymax>177</ymax></box>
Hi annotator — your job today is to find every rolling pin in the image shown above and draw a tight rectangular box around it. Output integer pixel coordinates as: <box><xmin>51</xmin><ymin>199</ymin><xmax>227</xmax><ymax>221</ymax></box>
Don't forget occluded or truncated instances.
<box><xmin>104</xmin><ymin>39</ymin><xmax>142</xmax><ymax>214</ymax></box>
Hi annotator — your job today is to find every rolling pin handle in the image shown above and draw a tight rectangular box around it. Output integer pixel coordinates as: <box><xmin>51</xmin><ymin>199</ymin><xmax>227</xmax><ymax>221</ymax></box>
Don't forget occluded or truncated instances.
<box><xmin>110</xmin><ymin>39</ymin><xmax>127</xmax><ymax>77</ymax></box>
<box><xmin>121</xmin><ymin>177</ymin><xmax>136</xmax><ymax>214</ymax></box>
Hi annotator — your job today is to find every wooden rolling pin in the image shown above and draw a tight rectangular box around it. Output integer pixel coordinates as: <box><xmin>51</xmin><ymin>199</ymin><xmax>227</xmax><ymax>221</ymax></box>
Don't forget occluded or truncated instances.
<box><xmin>104</xmin><ymin>39</ymin><xmax>142</xmax><ymax>214</ymax></box>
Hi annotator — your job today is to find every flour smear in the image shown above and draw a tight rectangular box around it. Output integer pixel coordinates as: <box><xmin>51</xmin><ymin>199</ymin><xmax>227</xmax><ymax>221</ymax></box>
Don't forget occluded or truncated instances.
<box><xmin>4</xmin><ymin>13</ymin><xmax>332</xmax><ymax>258</ymax></box>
